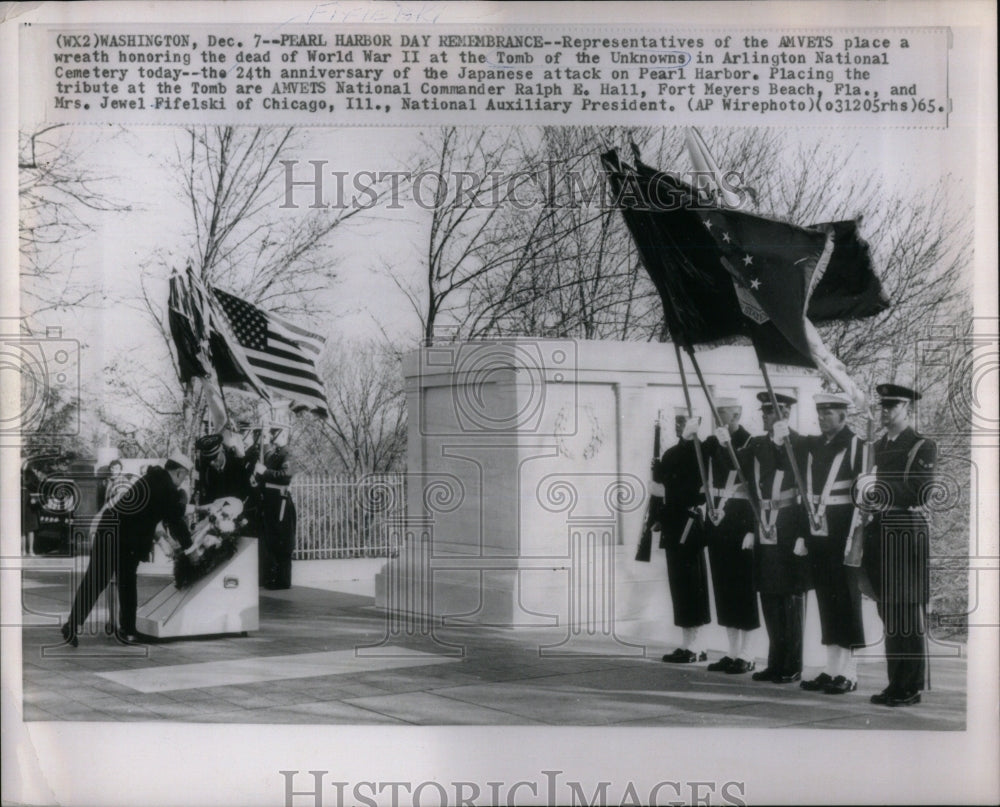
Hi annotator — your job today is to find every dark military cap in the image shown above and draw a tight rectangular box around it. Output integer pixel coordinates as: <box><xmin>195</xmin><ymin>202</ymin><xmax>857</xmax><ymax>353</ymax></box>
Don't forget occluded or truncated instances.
<box><xmin>876</xmin><ymin>383</ymin><xmax>921</xmax><ymax>403</ymax></box>
<box><xmin>195</xmin><ymin>433</ymin><xmax>224</xmax><ymax>458</ymax></box>
<box><xmin>756</xmin><ymin>391</ymin><xmax>797</xmax><ymax>408</ymax></box>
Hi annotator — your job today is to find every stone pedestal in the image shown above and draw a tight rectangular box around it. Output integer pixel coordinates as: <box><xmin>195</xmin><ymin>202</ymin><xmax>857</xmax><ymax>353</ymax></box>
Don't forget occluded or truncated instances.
<box><xmin>136</xmin><ymin>537</ymin><xmax>259</xmax><ymax>638</ymax></box>
<box><xmin>375</xmin><ymin>339</ymin><xmax>823</xmax><ymax>653</ymax></box>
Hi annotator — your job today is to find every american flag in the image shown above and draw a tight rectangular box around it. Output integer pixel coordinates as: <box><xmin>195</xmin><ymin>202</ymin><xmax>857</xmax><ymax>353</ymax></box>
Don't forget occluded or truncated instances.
<box><xmin>169</xmin><ymin>268</ymin><xmax>265</xmax><ymax>429</ymax></box>
<box><xmin>210</xmin><ymin>286</ymin><xmax>330</xmax><ymax>418</ymax></box>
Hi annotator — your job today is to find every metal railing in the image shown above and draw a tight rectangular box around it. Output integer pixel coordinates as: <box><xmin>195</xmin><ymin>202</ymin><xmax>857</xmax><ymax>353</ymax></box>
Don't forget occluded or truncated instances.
<box><xmin>291</xmin><ymin>473</ymin><xmax>405</xmax><ymax>560</ymax></box>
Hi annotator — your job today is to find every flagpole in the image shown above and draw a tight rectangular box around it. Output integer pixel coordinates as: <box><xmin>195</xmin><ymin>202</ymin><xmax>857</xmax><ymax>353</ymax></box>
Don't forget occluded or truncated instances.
<box><xmin>757</xmin><ymin>359</ymin><xmax>821</xmax><ymax>531</ymax></box>
<box><xmin>673</xmin><ymin>341</ymin><xmax>717</xmax><ymax>524</ymax></box>
<box><xmin>618</xmin><ymin>149</ymin><xmax>766</xmax><ymax>533</ymax></box>
<box><xmin>607</xmin><ymin>146</ymin><xmax>768</xmax><ymax>532</ymax></box>
<box><xmin>682</xmin><ymin>345</ymin><xmax>766</xmax><ymax>532</ymax></box>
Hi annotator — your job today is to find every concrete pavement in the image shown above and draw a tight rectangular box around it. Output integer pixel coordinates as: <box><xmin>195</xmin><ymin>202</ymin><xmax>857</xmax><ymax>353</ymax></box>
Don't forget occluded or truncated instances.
<box><xmin>18</xmin><ymin>560</ymin><xmax>966</xmax><ymax>728</ymax></box>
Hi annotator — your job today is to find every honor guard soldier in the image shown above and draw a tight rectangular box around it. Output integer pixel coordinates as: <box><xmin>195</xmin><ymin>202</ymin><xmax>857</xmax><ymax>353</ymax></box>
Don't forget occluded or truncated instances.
<box><xmin>195</xmin><ymin>430</ymin><xmax>252</xmax><ymax>505</ymax></box>
<box><xmin>723</xmin><ymin>392</ymin><xmax>809</xmax><ymax>684</ymax></box>
<box><xmin>251</xmin><ymin>423</ymin><xmax>297</xmax><ymax>590</ymax></box>
<box><xmin>702</xmin><ymin>395</ymin><xmax>760</xmax><ymax>674</ymax></box>
<box><xmin>656</xmin><ymin>408</ymin><xmax>711</xmax><ymax>663</ymax></box>
<box><xmin>61</xmin><ymin>453</ymin><xmax>194</xmax><ymax>646</ymax></box>
<box><xmin>861</xmin><ymin>384</ymin><xmax>936</xmax><ymax>707</ymax></box>
<box><xmin>798</xmin><ymin>393</ymin><xmax>867</xmax><ymax>694</ymax></box>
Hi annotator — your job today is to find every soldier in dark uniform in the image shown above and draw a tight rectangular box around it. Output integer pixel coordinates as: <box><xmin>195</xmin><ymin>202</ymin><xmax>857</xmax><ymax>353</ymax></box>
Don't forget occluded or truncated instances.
<box><xmin>61</xmin><ymin>453</ymin><xmax>194</xmax><ymax>646</ymax></box>
<box><xmin>702</xmin><ymin>396</ymin><xmax>760</xmax><ymax>674</ymax></box>
<box><xmin>251</xmin><ymin>424</ymin><xmax>297</xmax><ymax>590</ymax></box>
<box><xmin>656</xmin><ymin>408</ymin><xmax>711</xmax><ymax>663</ymax></box>
<box><xmin>861</xmin><ymin>384</ymin><xmax>936</xmax><ymax>707</ymax></box>
<box><xmin>798</xmin><ymin>393</ymin><xmax>867</xmax><ymax>695</ymax></box>
<box><xmin>720</xmin><ymin>393</ymin><xmax>809</xmax><ymax>683</ymax></box>
<box><xmin>194</xmin><ymin>431</ymin><xmax>252</xmax><ymax>505</ymax></box>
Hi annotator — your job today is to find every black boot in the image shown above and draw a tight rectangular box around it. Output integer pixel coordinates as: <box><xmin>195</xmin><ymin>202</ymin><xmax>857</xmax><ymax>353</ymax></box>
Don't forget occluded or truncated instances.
<box><xmin>60</xmin><ymin>622</ymin><xmax>78</xmax><ymax>647</ymax></box>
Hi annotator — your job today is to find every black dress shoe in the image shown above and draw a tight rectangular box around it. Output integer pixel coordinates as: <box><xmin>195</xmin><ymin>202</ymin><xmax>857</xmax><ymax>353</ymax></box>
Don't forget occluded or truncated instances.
<box><xmin>114</xmin><ymin>631</ymin><xmax>142</xmax><ymax>645</ymax></box>
<box><xmin>726</xmin><ymin>658</ymin><xmax>756</xmax><ymax>674</ymax></box>
<box><xmin>870</xmin><ymin>688</ymin><xmax>894</xmax><ymax>705</ymax></box>
<box><xmin>887</xmin><ymin>691</ymin><xmax>921</xmax><ymax>707</ymax></box>
<box><xmin>661</xmin><ymin>649</ymin><xmax>706</xmax><ymax>664</ymax></box>
<box><xmin>60</xmin><ymin>623</ymin><xmax>78</xmax><ymax>648</ymax></box>
<box><xmin>824</xmin><ymin>675</ymin><xmax>858</xmax><ymax>694</ymax></box>
<box><xmin>800</xmin><ymin>672</ymin><xmax>834</xmax><ymax>691</ymax></box>
<box><xmin>774</xmin><ymin>671</ymin><xmax>801</xmax><ymax>684</ymax></box>
<box><xmin>751</xmin><ymin>667</ymin><xmax>778</xmax><ymax>682</ymax></box>
<box><xmin>707</xmin><ymin>656</ymin><xmax>735</xmax><ymax>672</ymax></box>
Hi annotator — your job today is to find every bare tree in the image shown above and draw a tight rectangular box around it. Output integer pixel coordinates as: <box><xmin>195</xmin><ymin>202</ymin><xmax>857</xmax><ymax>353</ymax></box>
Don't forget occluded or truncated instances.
<box><xmin>115</xmin><ymin>126</ymin><xmax>393</xmax><ymax>449</ymax></box>
<box><xmin>461</xmin><ymin>126</ymin><xmax>663</xmax><ymax>341</ymax></box>
<box><xmin>293</xmin><ymin>339</ymin><xmax>407</xmax><ymax>475</ymax></box>
<box><xmin>391</xmin><ymin>126</ymin><xmax>614</xmax><ymax>344</ymax></box>
<box><xmin>18</xmin><ymin>125</ymin><xmax>130</xmax><ymax>318</ymax></box>
<box><xmin>172</xmin><ymin>126</ymin><xmax>371</xmax><ymax>314</ymax></box>
<box><xmin>139</xmin><ymin>125</ymin><xmax>374</xmax><ymax>349</ymax></box>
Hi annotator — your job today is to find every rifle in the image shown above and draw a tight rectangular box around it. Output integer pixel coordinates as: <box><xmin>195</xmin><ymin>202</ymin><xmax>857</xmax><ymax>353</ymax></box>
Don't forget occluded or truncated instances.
<box><xmin>844</xmin><ymin>407</ymin><xmax>875</xmax><ymax>568</ymax></box>
<box><xmin>635</xmin><ymin>412</ymin><xmax>664</xmax><ymax>562</ymax></box>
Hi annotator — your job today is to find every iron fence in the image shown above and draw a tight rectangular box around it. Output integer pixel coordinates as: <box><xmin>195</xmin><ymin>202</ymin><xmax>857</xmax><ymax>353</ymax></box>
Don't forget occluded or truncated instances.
<box><xmin>291</xmin><ymin>473</ymin><xmax>404</xmax><ymax>559</ymax></box>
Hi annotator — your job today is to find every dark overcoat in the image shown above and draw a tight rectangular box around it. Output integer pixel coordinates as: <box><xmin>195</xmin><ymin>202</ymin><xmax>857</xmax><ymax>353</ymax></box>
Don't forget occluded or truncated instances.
<box><xmin>862</xmin><ymin>427</ymin><xmax>936</xmax><ymax>605</ymax></box>
<box><xmin>738</xmin><ymin>432</ymin><xmax>809</xmax><ymax>596</ymax></box>
<box><xmin>703</xmin><ymin>427</ymin><xmax>759</xmax><ymax>630</ymax></box>
<box><xmin>799</xmin><ymin>426</ymin><xmax>866</xmax><ymax>647</ymax></box>
<box><xmin>654</xmin><ymin>438</ymin><xmax>710</xmax><ymax>628</ymax></box>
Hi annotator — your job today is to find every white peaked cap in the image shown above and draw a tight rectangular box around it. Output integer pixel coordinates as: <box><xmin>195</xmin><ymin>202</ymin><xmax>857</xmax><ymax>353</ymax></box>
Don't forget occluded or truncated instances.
<box><xmin>674</xmin><ymin>406</ymin><xmax>696</xmax><ymax>418</ymax></box>
<box><xmin>167</xmin><ymin>451</ymin><xmax>193</xmax><ymax>472</ymax></box>
<box><xmin>814</xmin><ymin>392</ymin><xmax>852</xmax><ymax>408</ymax></box>
<box><xmin>713</xmin><ymin>390</ymin><xmax>741</xmax><ymax>409</ymax></box>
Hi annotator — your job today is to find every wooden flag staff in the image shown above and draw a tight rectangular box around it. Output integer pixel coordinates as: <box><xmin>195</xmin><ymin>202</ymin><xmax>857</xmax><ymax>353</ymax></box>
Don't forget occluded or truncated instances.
<box><xmin>758</xmin><ymin>359</ymin><xmax>822</xmax><ymax>533</ymax></box>
<box><xmin>681</xmin><ymin>344</ymin><xmax>767</xmax><ymax>534</ymax></box>
<box><xmin>673</xmin><ymin>341</ymin><xmax>717</xmax><ymax>525</ymax></box>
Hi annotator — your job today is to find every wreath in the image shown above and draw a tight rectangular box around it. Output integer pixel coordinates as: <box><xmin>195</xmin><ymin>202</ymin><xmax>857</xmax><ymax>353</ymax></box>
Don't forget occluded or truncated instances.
<box><xmin>172</xmin><ymin>497</ymin><xmax>247</xmax><ymax>589</ymax></box>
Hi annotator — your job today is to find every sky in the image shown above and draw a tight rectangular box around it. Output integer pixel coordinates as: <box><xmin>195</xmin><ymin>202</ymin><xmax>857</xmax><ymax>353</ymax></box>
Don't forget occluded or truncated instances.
<box><xmin>17</xmin><ymin>120</ymin><xmax>978</xmax><ymax>440</ymax></box>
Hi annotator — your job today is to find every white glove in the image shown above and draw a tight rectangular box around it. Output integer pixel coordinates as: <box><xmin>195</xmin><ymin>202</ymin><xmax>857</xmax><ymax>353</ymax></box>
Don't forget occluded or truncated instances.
<box><xmin>793</xmin><ymin>537</ymin><xmax>808</xmax><ymax>557</ymax></box>
<box><xmin>771</xmin><ymin>420</ymin><xmax>790</xmax><ymax>445</ymax></box>
<box><xmin>681</xmin><ymin>416</ymin><xmax>700</xmax><ymax>440</ymax></box>
<box><xmin>254</xmin><ymin>462</ymin><xmax>266</xmax><ymax>477</ymax></box>
<box><xmin>222</xmin><ymin>428</ymin><xmax>245</xmax><ymax>457</ymax></box>
<box><xmin>715</xmin><ymin>426</ymin><xmax>731</xmax><ymax>446</ymax></box>
<box><xmin>741</xmin><ymin>532</ymin><xmax>754</xmax><ymax>551</ymax></box>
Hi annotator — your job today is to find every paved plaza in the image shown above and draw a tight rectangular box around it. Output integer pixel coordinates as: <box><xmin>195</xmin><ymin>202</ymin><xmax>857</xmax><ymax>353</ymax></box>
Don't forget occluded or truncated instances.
<box><xmin>18</xmin><ymin>560</ymin><xmax>966</xmax><ymax>729</ymax></box>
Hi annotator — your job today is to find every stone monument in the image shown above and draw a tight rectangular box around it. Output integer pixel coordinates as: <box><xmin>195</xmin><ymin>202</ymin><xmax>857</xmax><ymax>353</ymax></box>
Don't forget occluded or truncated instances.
<box><xmin>375</xmin><ymin>338</ymin><xmax>825</xmax><ymax>654</ymax></box>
